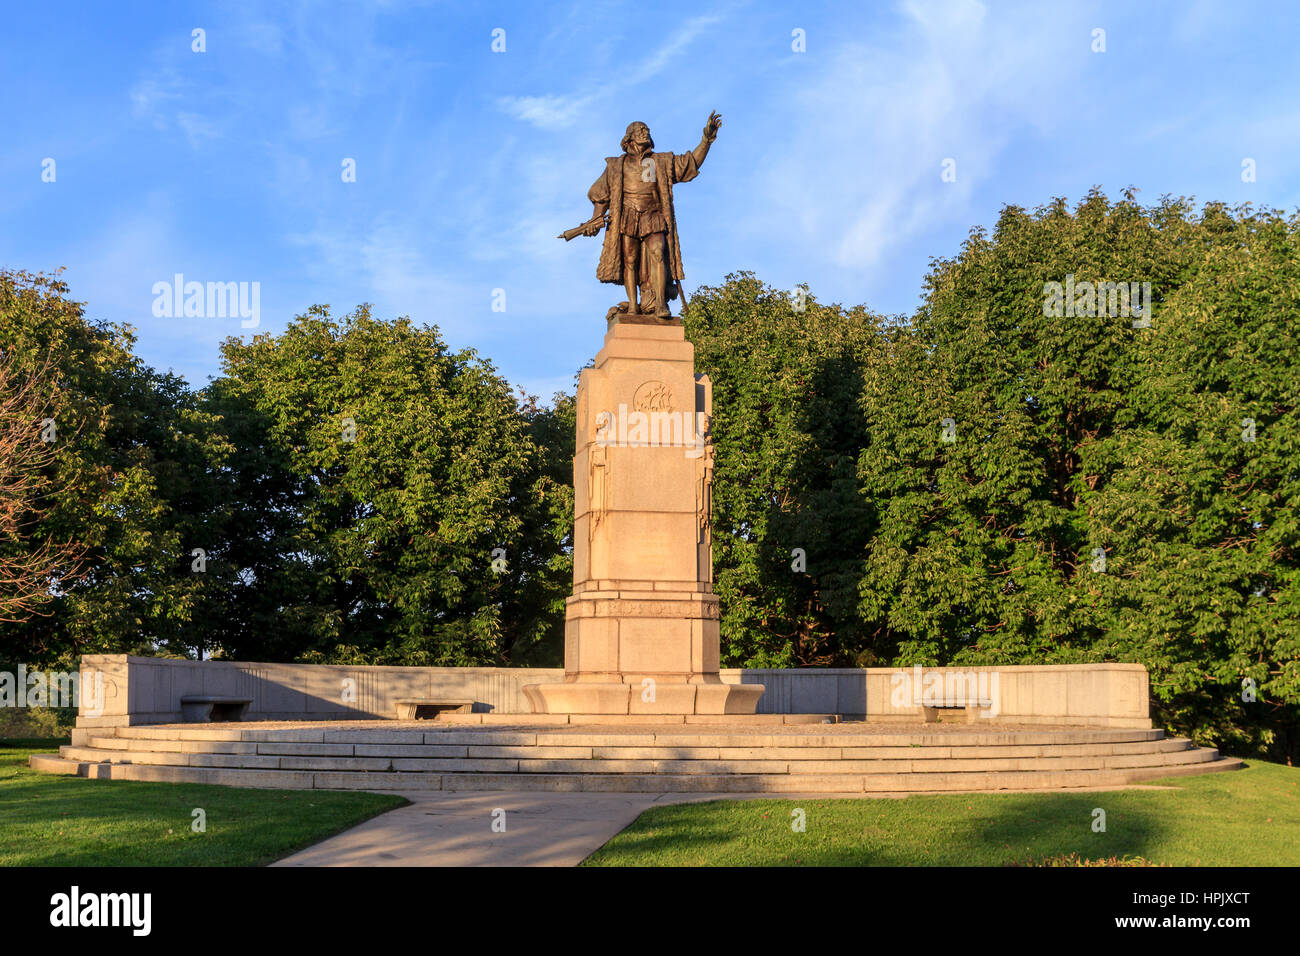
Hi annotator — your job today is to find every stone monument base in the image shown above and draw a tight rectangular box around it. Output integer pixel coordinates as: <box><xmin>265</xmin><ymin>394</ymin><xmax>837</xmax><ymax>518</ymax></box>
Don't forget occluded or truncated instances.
<box><xmin>524</xmin><ymin>585</ymin><xmax>764</xmax><ymax>715</ymax></box>
<box><xmin>522</xmin><ymin>678</ymin><xmax>763</xmax><ymax>715</ymax></box>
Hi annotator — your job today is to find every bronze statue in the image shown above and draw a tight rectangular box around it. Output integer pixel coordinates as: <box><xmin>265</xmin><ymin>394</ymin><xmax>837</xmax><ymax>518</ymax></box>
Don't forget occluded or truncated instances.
<box><xmin>560</xmin><ymin>112</ymin><xmax>722</xmax><ymax>320</ymax></box>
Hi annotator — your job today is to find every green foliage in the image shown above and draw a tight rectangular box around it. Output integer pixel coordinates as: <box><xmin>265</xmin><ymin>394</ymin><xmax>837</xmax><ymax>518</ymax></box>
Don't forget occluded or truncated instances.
<box><xmin>854</xmin><ymin>191</ymin><xmax>1299</xmax><ymax>760</ymax></box>
<box><xmin>4</xmin><ymin>190</ymin><xmax>1296</xmax><ymax>761</ymax></box>
<box><xmin>201</xmin><ymin>304</ymin><xmax>571</xmax><ymax>666</ymax></box>
<box><xmin>685</xmin><ymin>275</ymin><xmax>885</xmax><ymax>667</ymax></box>
<box><xmin>1</xmin><ymin>275</ymin><xmax>568</xmax><ymax>668</ymax></box>
<box><xmin>684</xmin><ymin>194</ymin><xmax>1298</xmax><ymax>760</ymax></box>
<box><xmin>0</xmin><ymin>270</ymin><xmax>227</xmax><ymax>663</ymax></box>
<box><xmin>0</xmin><ymin>704</ymin><xmax>74</xmax><ymax>739</ymax></box>
<box><xmin>581</xmin><ymin>762</ymin><xmax>1300</xmax><ymax>867</ymax></box>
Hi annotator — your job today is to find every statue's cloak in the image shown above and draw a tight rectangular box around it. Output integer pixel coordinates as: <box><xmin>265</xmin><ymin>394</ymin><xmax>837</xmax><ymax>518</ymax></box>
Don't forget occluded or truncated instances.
<box><xmin>588</xmin><ymin>150</ymin><xmax>700</xmax><ymax>289</ymax></box>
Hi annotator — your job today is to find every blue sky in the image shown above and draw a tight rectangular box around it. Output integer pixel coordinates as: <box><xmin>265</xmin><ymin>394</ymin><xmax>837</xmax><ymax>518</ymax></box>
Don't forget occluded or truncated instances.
<box><xmin>4</xmin><ymin>0</ymin><xmax>1298</xmax><ymax>400</ymax></box>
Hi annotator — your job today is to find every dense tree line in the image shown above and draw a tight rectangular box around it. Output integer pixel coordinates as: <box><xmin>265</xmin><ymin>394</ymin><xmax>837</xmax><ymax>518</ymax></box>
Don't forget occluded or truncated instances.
<box><xmin>2</xmin><ymin>189</ymin><xmax>1296</xmax><ymax>760</ymax></box>
<box><xmin>686</xmin><ymin>190</ymin><xmax>1298</xmax><ymax>762</ymax></box>
<box><xmin>0</xmin><ymin>274</ymin><xmax>572</xmax><ymax>670</ymax></box>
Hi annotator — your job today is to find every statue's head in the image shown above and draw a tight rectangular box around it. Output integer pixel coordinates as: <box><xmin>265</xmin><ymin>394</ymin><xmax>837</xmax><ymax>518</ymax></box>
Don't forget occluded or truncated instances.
<box><xmin>621</xmin><ymin>121</ymin><xmax>654</xmax><ymax>155</ymax></box>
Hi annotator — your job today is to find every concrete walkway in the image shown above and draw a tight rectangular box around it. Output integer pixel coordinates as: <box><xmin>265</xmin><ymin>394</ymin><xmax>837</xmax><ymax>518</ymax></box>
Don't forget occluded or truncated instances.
<box><xmin>274</xmin><ymin>791</ymin><xmax>786</xmax><ymax>867</ymax></box>
<box><xmin>271</xmin><ymin>782</ymin><xmax>1178</xmax><ymax>867</ymax></box>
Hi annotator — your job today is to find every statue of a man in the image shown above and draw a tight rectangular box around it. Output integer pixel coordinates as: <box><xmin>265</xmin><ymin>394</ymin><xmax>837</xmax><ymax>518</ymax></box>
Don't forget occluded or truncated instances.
<box><xmin>561</xmin><ymin>112</ymin><xmax>721</xmax><ymax>319</ymax></box>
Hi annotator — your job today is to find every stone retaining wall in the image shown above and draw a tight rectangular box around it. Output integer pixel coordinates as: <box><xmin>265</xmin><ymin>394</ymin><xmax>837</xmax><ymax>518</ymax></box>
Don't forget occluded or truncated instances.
<box><xmin>73</xmin><ymin>656</ymin><xmax>1151</xmax><ymax>733</ymax></box>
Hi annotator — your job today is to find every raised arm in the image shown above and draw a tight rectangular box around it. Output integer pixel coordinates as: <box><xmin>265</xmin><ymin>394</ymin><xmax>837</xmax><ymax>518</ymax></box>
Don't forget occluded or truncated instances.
<box><xmin>692</xmin><ymin>111</ymin><xmax>722</xmax><ymax>167</ymax></box>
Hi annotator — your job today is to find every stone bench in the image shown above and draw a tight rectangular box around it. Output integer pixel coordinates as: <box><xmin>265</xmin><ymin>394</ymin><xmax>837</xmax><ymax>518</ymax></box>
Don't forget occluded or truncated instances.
<box><xmin>923</xmin><ymin>698</ymin><xmax>995</xmax><ymax>723</ymax></box>
<box><xmin>180</xmin><ymin>696</ymin><xmax>252</xmax><ymax>723</ymax></box>
<box><xmin>394</xmin><ymin>699</ymin><xmax>476</xmax><ymax>720</ymax></box>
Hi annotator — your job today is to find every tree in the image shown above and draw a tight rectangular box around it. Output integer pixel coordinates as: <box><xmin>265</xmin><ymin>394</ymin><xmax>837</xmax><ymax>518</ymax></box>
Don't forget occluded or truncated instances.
<box><xmin>1091</xmin><ymin>201</ymin><xmax>1300</xmax><ymax>759</ymax></box>
<box><xmin>684</xmin><ymin>198</ymin><xmax>1298</xmax><ymax>761</ymax></box>
<box><xmin>858</xmin><ymin>191</ymin><xmax>1299</xmax><ymax>761</ymax></box>
<box><xmin>200</xmin><ymin>304</ymin><xmax>571</xmax><ymax>666</ymax></box>
<box><xmin>0</xmin><ymin>350</ymin><xmax>86</xmax><ymax>622</ymax></box>
<box><xmin>685</xmin><ymin>273</ymin><xmax>886</xmax><ymax>666</ymax></box>
<box><xmin>0</xmin><ymin>269</ymin><xmax>224</xmax><ymax>665</ymax></box>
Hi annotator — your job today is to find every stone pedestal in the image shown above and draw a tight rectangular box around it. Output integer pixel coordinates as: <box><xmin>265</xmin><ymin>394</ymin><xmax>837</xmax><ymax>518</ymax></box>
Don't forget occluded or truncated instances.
<box><xmin>523</xmin><ymin>317</ymin><xmax>763</xmax><ymax>715</ymax></box>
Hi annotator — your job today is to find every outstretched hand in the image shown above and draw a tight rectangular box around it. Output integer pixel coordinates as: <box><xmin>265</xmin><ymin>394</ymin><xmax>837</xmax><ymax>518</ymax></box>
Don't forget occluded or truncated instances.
<box><xmin>703</xmin><ymin>110</ymin><xmax>722</xmax><ymax>143</ymax></box>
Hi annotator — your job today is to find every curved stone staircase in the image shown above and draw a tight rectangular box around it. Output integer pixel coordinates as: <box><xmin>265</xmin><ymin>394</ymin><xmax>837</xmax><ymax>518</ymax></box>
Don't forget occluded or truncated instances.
<box><xmin>29</xmin><ymin>720</ymin><xmax>1243</xmax><ymax>794</ymax></box>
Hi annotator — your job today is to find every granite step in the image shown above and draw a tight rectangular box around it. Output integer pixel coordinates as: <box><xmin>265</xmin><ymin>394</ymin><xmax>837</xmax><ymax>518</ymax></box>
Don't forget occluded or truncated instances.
<box><xmin>27</xmin><ymin>752</ymin><xmax>1245</xmax><ymax>793</ymax></box>
<box><xmin>34</xmin><ymin>721</ymin><xmax>1242</xmax><ymax>793</ymax></box>
<box><xmin>53</xmin><ymin>740</ymin><xmax>1223</xmax><ymax>777</ymax></box>
<box><xmin>105</xmin><ymin>725</ymin><xmax>1167</xmax><ymax>748</ymax></box>
<box><xmin>86</xmin><ymin>733</ymin><xmax>1193</xmax><ymax>761</ymax></box>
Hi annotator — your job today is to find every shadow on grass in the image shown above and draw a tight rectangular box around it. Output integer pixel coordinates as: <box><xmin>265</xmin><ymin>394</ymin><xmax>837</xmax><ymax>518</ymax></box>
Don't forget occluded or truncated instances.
<box><xmin>583</xmin><ymin>788</ymin><xmax>1179</xmax><ymax>867</ymax></box>
<box><xmin>848</xmin><ymin>791</ymin><xmax>1171</xmax><ymax>866</ymax></box>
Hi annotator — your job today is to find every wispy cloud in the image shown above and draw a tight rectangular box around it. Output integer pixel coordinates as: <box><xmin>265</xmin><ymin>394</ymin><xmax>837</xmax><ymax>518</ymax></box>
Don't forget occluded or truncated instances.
<box><xmin>750</xmin><ymin>0</ymin><xmax>1086</xmax><ymax>271</ymax></box>
<box><xmin>286</xmin><ymin>218</ymin><xmax>487</xmax><ymax>339</ymax></box>
<box><xmin>177</xmin><ymin>111</ymin><xmax>223</xmax><ymax>148</ymax></box>
<box><xmin>7</xmin><ymin>0</ymin><xmax>1297</xmax><ymax>394</ymax></box>
<box><xmin>129</xmin><ymin>64</ymin><xmax>225</xmax><ymax>148</ymax></box>
<box><xmin>496</xmin><ymin>8</ymin><xmax>726</xmax><ymax>129</ymax></box>
<box><xmin>497</xmin><ymin>94</ymin><xmax>593</xmax><ymax>130</ymax></box>
<box><xmin>625</xmin><ymin>13</ymin><xmax>723</xmax><ymax>85</ymax></box>
<box><xmin>129</xmin><ymin>70</ymin><xmax>185</xmax><ymax>127</ymax></box>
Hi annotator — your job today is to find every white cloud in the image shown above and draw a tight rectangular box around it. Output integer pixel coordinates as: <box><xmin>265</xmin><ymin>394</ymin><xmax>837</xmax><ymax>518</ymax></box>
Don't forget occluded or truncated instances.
<box><xmin>177</xmin><ymin>112</ymin><xmax>222</xmax><ymax>148</ymax></box>
<box><xmin>129</xmin><ymin>68</ymin><xmax>224</xmax><ymax>148</ymax></box>
<box><xmin>129</xmin><ymin>72</ymin><xmax>184</xmax><ymax>127</ymax></box>
<box><xmin>497</xmin><ymin>8</ymin><xmax>725</xmax><ymax>130</ymax></box>
<box><xmin>749</xmin><ymin>0</ymin><xmax>1086</xmax><ymax>272</ymax></box>
<box><xmin>285</xmin><ymin>219</ymin><xmax>488</xmax><ymax>339</ymax></box>
<box><xmin>625</xmin><ymin>13</ymin><xmax>724</xmax><ymax>85</ymax></box>
<box><xmin>497</xmin><ymin>94</ymin><xmax>593</xmax><ymax>130</ymax></box>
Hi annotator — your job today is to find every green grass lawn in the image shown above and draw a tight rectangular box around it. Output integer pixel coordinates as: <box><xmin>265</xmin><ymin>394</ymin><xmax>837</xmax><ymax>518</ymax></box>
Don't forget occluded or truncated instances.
<box><xmin>582</xmin><ymin>761</ymin><xmax>1299</xmax><ymax>867</ymax></box>
<box><xmin>0</xmin><ymin>739</ymin><xmax>407</xmax><ymax>866</ymax></box>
